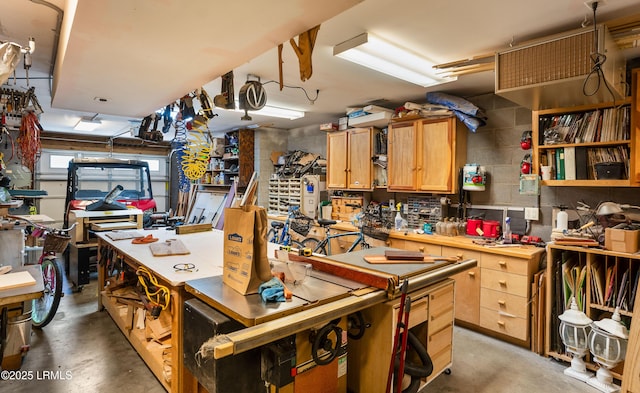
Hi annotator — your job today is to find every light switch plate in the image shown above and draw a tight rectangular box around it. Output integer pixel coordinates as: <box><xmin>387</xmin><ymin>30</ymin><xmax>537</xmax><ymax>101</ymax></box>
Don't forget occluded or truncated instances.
<box><xmin>524</xmin><ymin>207</ymin><xmax>539</xmax><ymax>221</ymax></box>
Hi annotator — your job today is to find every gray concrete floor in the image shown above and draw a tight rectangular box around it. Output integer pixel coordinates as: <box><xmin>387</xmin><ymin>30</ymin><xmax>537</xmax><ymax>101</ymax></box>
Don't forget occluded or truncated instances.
<box><xmin>424</xmin><ymin>327</ymin><xmax>602</xmax><ymax>393</ymax></box>
<box><xmin>3</xmin><ymin>272</ymin><xmax>605</xmax><ymax>393</ymax></box>
<box><xmin>3</xmin><ymin>271</ymin><xmax>164</xmax><ymax>393</ymax></box>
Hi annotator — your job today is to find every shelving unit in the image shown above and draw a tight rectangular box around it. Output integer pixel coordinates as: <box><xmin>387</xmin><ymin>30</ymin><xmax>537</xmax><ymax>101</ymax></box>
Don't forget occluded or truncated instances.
<box><xmin>532</xmin><ymin>69</ymin><xmax>639</xmax><ymax>187</ymax></box>
<box><xmin>267</xmin><ymin>178</ymin><xmax>302</xmax><ymax>215</ymax></box>
<box><xmin>199</xmin><ymin>129</ymin><xmax>254</xmax><ymax>189</ymax></box>
<box><xmin>545</xmin><ymin>244</ymin><xmax>640</xmax><ymax>385</ymax></box>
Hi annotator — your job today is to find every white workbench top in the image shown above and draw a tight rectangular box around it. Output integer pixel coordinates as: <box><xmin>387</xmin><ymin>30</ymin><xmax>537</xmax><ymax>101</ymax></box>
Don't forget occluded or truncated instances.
<box><xmin>96</xmin><ymin>228</ymin><xmax>279</xmax><ymax>287</ymax></box>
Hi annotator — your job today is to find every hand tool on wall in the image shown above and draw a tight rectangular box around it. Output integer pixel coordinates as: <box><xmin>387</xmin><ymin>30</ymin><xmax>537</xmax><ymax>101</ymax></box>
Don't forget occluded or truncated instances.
<box><xmin>386</xmin><ymin>279</ymin><xmax>408</xmax><ymax>393</ymax></box>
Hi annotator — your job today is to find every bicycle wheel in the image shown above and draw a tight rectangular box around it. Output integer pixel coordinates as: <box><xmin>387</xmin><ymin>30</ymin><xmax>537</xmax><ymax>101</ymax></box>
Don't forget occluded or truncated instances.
<box><xmin>32</xmin><ymin>257</ymin><xmax>63</xmax><ymax>328</ymax></box>
<box><xmin>267</xmin><ymin>228</ymin><xmax>278</xmax><ymax>243</ymax></box>
<box><xmin>302</xmin><ymin>238</ymin><xmax>326</xmax><ymax>255</ymax></box>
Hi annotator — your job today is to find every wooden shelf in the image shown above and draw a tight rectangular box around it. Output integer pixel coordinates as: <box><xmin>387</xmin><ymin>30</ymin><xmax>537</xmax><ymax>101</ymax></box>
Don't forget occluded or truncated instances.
<box><xmin>531</xmin><ymin>87</ymin><xmax>637</xmax><ymax>187</ymax></box>
<box><xmin>101</xmin><ymin>292</ymin><xmax>171</xmax><ymax>392</ymax></box>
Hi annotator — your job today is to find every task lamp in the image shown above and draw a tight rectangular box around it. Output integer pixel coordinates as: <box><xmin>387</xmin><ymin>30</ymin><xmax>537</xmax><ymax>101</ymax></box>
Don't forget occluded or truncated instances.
<box><xmin>558</xmin><ymin>297</ymin><xmax>593</xmax><ymax>381</ymax></box>
<box><xmin>587</xmin><ymin>308</ymin><xmax>629</xmax><ymax>393</ymax></box>
<box><xmin>596</xmin><ymin>202</ymin><xmax>640</xmax><ymax>216</ymax></box>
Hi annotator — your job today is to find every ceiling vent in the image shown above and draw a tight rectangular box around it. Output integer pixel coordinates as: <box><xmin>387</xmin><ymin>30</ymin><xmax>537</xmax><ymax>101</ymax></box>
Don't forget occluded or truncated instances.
<box><xmin>495</xmin><ymin>25</ymin><xmax>626</xmax><ymax>110</ymax></box>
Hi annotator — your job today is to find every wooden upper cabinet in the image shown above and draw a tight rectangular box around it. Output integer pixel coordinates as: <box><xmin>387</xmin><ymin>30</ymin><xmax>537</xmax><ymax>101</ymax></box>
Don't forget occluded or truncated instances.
<box><xmin>387</xmin><ymin>122</ymin><xmax>417</xmax><ymax>190</ymax></box>
<box><xmin>327</xmin><ymin>131</ymin><xmax>348</xmax><ymax>188</ymax></box>
<box><xmin>388</xmin><ymin>117</ymin><xmax>466</xmax><ymax>193</ymax></box>
<box><xmin>327</xmin><ymin>128</ymin><xmax>374</xmax><ymax>190</ymax></box>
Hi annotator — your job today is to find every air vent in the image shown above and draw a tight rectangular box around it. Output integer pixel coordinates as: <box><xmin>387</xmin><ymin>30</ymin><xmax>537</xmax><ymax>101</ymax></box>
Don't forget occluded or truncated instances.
<box><xmin>495</xmin><ymin>25</ymin><xmax>626</xmax><ymax>109</ymax></box>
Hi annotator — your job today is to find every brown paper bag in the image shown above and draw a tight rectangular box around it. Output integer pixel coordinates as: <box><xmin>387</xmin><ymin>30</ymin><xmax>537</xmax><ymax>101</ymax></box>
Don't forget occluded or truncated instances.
<box><xmin>222</xmin><ymin>204</ymin><xmax>272</xmax><ymax>295</ymax></box>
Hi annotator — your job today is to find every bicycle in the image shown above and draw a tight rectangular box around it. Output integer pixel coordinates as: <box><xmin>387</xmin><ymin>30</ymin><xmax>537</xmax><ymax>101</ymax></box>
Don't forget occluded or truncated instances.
<box><xmin>10</xmin><ymin>215</ymin><xmax>75</xmax><ymax>328</ymax></box>
<box><xmin>267</xmin><ymin>207</ymin><xmax>314</xmax><ymax>250</ymax></box>
<box><xmin>300</xmin><ymin>210</ymin><xmax>392</xmax><ymax>256</ymax></box>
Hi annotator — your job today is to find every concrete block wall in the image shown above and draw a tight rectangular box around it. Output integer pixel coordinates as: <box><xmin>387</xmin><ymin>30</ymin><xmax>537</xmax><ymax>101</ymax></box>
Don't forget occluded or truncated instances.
<box><xmin>254</xmin><ymin>128</ymin><xmax>288</xmax><ymax>207</ymax></box>
<box><xmin>254</xmin><ymin>93</ymin><xmax>640</xmax><ymax>241</ymax></box>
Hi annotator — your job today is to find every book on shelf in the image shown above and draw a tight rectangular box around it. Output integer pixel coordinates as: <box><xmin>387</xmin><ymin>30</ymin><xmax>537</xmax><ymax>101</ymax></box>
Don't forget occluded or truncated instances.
<box><xmin>555</xmin><ymin>148</ymin><xmax>565</xmax><ymax>180</ymax></box>
<box><xmin>540</xmin><ymin>105</ymin><xmax>630</xmax><ymax>144</ymax></box>
<box><xmin>631</xmin><ymin>268</ymin><xmax>640</xmax><ymax>310</ymax></box>
<box><xmin>564</xmin><ymin>147</ymin><xmax>576</xmax><ymax>180</ymax></box>
<box><xmin>575</xmin><ymin>147</ymin><xmax>589</xmax><ymax>180</ymax></box>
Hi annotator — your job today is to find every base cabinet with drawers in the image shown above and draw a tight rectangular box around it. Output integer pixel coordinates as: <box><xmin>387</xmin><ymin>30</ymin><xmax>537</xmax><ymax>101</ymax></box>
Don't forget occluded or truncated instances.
<box><xmin>348</xmin><ymin>279</ymin><xmax>454</xmax><ymax>392</ymax></box>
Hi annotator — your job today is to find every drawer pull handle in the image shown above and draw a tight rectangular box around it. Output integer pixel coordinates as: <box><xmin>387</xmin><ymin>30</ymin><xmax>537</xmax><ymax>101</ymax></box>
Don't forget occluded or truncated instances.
<box><xmin>386</xmin><ymin>240</ymin><xmax>391</xmax><ymax>246</ymax></box>
<box><xmin>456</xmin><ymin>253</ymin><xmax>463</xmax><ymax>259</ymax></box>
<box><xmin>498</xmin><ymin>300</ymin><xmax>506</xmax><ymax>306</ymax></box>
<box><xmin>499</xmin><ymin>280</ymin><xmax>507</xmax><ymax>286</ymax></box>
<box><xmin>497</xmin><ymin>321</ymin><xmax>505</xmax><ymax>327</ymax></box>
<box><xmin>419</xmin><ymin>246</ymin><xmax>425</xmax><ymax>252</ymax></box>
<box><xmin>499</xmin><ymin>261</ymin><xmax>507</xmax><ymax>267</ymax></box>
<box><xmin>468</xmin><ymin>271</ymin><xmax>475</xmax><ymax>277</ymax></box>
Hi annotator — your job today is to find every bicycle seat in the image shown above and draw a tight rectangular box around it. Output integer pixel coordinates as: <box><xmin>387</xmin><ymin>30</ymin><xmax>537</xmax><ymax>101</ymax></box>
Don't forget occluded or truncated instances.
<box><xmin>317</xmin><ymin>218</ymin><xmax>337</xmax><ymax>227</ymax></box>
<box><xmin>271</xmin><ymin>221</ymin><xmax>285</xmax><ymax>229</ymax></box>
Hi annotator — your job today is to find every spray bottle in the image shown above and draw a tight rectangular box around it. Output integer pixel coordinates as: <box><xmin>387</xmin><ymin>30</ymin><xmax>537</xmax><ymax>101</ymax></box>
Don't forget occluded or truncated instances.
<box><xmin>395</xmin><ymin>202</ymin><xmax>403</xmax><ymax>231</ymax></box>
<box><xmin>503</xmin><ymin>216</ymin><xmax>512</xmax><ymax>244</ymax></box>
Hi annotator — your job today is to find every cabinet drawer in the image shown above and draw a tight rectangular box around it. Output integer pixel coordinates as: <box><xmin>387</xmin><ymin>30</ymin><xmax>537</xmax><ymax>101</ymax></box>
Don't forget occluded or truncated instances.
<box><xmin>428</xmin><ymin>323</ymin><xmax>453</xmax><ymax>356</ymax></box>
<box><xmin>394</xmin><ymin>296</ymin><xmax>429</xmax><ymax>329</ymax></box>
<box><xmin>480</xmin><ymin>269</ymin><xmax>529</xmax><ymax>297</ymax></box>
<box><xmin>427</xmin><ymin>345</ymin><xmax>452</xmax><ymax>382</ymax></box>
<box><xmin>430</xmin><ymin>305</ymin><xmax>454</xmax><ymax>334</ymax></box>
<box><xmin>480</xmin><ymin>288</ymin><xmax>528</xmax><ymax>319</ymax></box>
<box><xmin>479</xmin><ymin>308</ymin><xmax>527</xmax><ymax>341</ymax></box>
<box><xmin>481</xmin><ymin>254</ymin><xmax>529</xmax><ymax>275</ymax></box>
<box><xmin>441</xmin><ymin>246</ymin><xmax>482</xmax><ymax>264</ymax></box>
<box><xmin>403</xmin><ymin>240</ymin><xmax>441</xmax><ymax>256</ymax></box>
<box><xmin>429</xmin><ymin>281</ymin><xmax>454</xmax><ymax>315</ymax></box>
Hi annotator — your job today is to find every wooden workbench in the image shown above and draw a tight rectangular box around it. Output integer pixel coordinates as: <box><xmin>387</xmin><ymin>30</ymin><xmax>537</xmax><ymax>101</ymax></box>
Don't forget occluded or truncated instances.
<box><xmin>97</xmin><ymin>229</ymin><xmax>477</xmax><ymax>393</ymax></box>
<box><xmin>96</xmin><ymin>229</ymin><xmax>280</xmax><ymax>393</ymax></box>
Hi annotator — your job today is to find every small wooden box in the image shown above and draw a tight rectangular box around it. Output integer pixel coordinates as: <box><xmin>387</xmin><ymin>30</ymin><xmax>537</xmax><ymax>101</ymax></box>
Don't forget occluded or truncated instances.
<box><xmin>605</xmin><ymin>228</ymin><xmax>640</xmax><ymax>253</ymax></box>
<box><xmin>331</xmin><ymin>197</ymin><xmax>363</xmax><ymax>221</ymax></box>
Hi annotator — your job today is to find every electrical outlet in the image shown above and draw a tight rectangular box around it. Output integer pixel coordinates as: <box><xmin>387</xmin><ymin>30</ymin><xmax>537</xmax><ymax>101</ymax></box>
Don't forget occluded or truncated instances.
<box><xmin>524</xmin><ymin>207</ymin><xmax>539</xmax><ymax>221</ymax></box>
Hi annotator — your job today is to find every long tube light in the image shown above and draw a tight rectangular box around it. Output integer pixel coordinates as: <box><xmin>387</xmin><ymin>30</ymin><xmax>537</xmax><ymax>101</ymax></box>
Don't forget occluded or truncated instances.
<box><xmin>232</xmin><ymin>101</ymin><xmax>304</xmax><ymax>120</ymax></box>
<box><xmin>333</xmin><ymin>32</ymin><xmax>455</xmax><ymax>87</ymax></box>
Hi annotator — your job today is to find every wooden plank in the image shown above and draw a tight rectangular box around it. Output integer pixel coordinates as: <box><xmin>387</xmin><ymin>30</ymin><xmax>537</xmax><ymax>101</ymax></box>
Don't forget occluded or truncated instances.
<box><xmin>363</xmin><ymin>255</ymin><xmax>458</xmax><ymax>264</ymax></box>
<box><xmin>287</xmin><ymin>253</ymin><xmax>393</xmax><ymax>290</ymax></box>
<box><xmin>175</xmin><ymin>223</ymin><xmax>212</xmax><ymax>235</ymax></box>
<box><xmin>0</xmin><ymin>271</ymin><xmax>37</xmax><ymax>291</ymax></box>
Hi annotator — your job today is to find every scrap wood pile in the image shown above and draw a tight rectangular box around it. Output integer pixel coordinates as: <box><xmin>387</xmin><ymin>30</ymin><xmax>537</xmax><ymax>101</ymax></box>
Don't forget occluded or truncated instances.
<box><xmin>273</xmin><ymin>150</ymin><xmax>325</xmax><ymax>178</ymax></box>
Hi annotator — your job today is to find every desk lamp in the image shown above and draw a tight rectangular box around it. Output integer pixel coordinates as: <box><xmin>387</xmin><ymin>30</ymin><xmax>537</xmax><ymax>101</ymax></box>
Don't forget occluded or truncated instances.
<box><xmin>558</xmin><ymin>297</ymin><xmax>593</xmax><ymax>381</ymax></box>
<box><xmin>596</xmin><ymin>202</ymin><xmax>640</xmax><ymax>216</ymax></box>
<box><xmin>587</xmin><ymin>308</ymin><xmax>628</xmax><ymax>393</ymax></box>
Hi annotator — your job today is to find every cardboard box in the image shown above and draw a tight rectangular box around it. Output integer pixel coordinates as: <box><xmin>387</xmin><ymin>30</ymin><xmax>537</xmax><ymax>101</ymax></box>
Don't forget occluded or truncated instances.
<box><xmin>604</xmin><ymin>228</ymin><xmax>640</xmax><ymax>253</ymax></box>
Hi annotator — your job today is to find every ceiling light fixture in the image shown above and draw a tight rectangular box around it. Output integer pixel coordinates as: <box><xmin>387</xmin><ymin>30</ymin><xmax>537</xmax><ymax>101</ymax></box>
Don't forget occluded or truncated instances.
<box><xmin>74</xmin><ymin>114</ymin><xmax>102</xmax><ymax>131</ymax></box>
<box><xmin>333</xmin><ymin>32</ymin><xmax>455</xmax><ymax>87</ymax></box>
<box><xmin>231</xmin><ymin>101</ymin><xmax>304</xmax><ymax>120</ymax></box>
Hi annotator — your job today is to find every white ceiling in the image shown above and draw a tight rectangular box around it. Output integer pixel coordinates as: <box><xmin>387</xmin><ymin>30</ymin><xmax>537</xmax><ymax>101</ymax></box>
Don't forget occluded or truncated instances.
<box><xmin>1</xmin><ymin>0</ymin><xmax>639</xmax><ymax>139</ymax></box>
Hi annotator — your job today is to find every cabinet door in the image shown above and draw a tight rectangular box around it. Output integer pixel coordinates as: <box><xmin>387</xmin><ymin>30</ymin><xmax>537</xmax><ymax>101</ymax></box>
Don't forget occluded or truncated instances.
<box><xmin>327</xmin><ymin>131</ymin><xmax>348</xmax><ymax>188</ymax></box>
<box><xmin>417</xmin><ymin>118</ymin><xmax>454</xmax><ymax>192</ymax></box>
<box><xmin>388</xmin><ymin>122</ymin><xmax>417</xmax><ymax>191</ymax></box>
<box><xmin>347</xmin><ymin>128</ymin><xmax>373</xmax><ymax>189</ymax></box>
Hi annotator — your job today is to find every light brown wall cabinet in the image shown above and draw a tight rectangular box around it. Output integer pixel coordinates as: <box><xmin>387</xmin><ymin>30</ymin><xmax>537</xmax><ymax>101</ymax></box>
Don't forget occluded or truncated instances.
<box><xmin>387</xmin><ymin>117</ymin><xmax>466</xmax><ymax>194</ymax></box>
<box><xmin>327</xmin><ymin>127</ymin><xmax>376</xmax><ymax>190</ymax></box>
<box><xmin>531</xmin><ymin>68</ymin><xmax>639</xmax><ymax>187</ymax></box>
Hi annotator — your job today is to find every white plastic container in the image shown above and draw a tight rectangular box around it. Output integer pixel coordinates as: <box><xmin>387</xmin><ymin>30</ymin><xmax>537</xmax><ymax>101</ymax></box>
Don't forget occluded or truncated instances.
<box><xmin>556</xmin><ymin>209</ymin><xmax>569</xmax><ymax>231</ymax></box>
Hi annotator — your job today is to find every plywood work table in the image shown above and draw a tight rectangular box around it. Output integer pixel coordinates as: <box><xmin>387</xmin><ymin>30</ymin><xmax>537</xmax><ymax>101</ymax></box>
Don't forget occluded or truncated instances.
<box><xmin>96</xmin><ymin>228</ymin><xmax>279</xmax><ymax>393</ymax></box>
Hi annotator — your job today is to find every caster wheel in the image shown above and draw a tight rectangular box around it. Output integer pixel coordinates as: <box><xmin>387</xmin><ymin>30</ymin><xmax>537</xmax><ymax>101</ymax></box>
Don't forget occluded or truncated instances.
<box><xmin>444</xmin><ymin>368</ymin><xmax>452</xmax><ymax>375</ymax></box>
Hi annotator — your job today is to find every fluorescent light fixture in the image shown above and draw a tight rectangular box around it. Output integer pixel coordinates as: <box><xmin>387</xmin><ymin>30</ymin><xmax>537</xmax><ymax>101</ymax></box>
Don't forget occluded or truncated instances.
<box><xmin>232</xmin><ymin>101</ymin><xmax>304</xmax><ymax>120</ymax></box>
<box><xmin>333</xmin><ymin>32</ymin><xmax>455</xmax><ymax>87</ymax></box>
<box><xmin>74</xmin><ymin>114</ymin><xmax>102</xmax><ymax>131</ymax></box>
